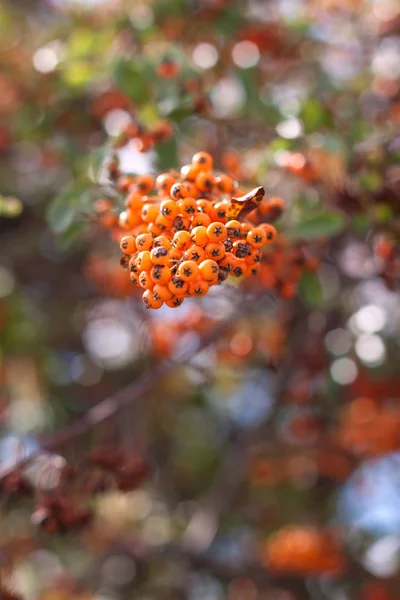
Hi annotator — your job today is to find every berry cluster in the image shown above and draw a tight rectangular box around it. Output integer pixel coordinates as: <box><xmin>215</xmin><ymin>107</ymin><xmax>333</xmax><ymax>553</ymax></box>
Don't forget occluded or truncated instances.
<box><xmin>117</xmin><ymin>152</ymin><xmax>279</xmax><ymax>309</ymax></box>
<box><xmin>111</xmin><ymin>119</ymin><xmax>173</xmax><ymax>155</ymax></box>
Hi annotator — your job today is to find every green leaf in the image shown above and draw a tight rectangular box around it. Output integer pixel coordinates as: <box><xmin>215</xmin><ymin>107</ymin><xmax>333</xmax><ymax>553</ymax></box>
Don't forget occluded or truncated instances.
<box><xmin>288</xmin><ymin>211</ymin><xmax>345</xmax><ymax>239</ymax></box>
<box><xmin>89</xmin><ymin>145</ymin><xmax>110</xmax><ymax>182</ymax></box>
<box><xmin>47</xmin><ymin>190</ymin><xmax>77</xmax><ymax>233</ymax></box>
<box><xmin>299</xmin><ymin>272</ymin><xmax>323</xmax><ymax>307</ymax></box>
<box><xmin>155</xmin><ymin>135</ymin><xmax>178</xmax><ymax>171</ymax></box>
<box><xmin>112</xmin><ymin>58</ymin><xmax>150</xmax><ymax>104</ymax></box>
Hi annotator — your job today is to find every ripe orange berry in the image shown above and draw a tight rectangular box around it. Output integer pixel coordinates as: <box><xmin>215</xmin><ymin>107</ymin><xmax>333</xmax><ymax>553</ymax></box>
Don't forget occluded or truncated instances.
<box><xmin>181</xmin><ymin>181</ymin><xmax>198</xmax><ymax>198</ymax></box>
<box><xmin>232</xmin><ymin>240</ymin><xmax>251</xmax><ymax>258</ymax></box>
<box><xmin>214</xmin><ymin>202</ymin><xmax>228</xmax><ymax>222</ymax></box>
<box><xmin>191</xmin><ymin>226</ymin><xmax>209</xmax><ymax>247</ymax></box>
<box><xmin>155</xmin><ymin>214</ymin><xmax>173</xmax><ymax>231</ymax></box>
<box><xmin>150</xmin><ymin>264</ymin><xmax>171</xmax><ymax>284</ymax></box>
<box><xmin>170</xmin><ymin>182</ymin><xmax>185</xmax><ymax>200</ymax></box>
<box><xmin>178</xmin><ymin>260</ymin><xmax>200</xmax><ymax>282</ymax></box>
<box><xmin>138</xmin><ymin>270</ymin><xmax>154</xmax><ymax>289</ymax></box>
<box><xmin>232</xmin><ymin>259</ymin><xmax>247</xmax><ymax>278</ymax></box>
<box><xmin>188</xmin><ymin>279</ymin><xmax>209</xmax><ymax>296</ymax></box>
<box><xmin>153</xmin><ymin>235</ymin><xmax>171</xmax><ymax>249</ymax></box>
<box><xmin>185</xmin><ymin>246</ymin><xmax>206</xmax><ymax>263</ymax></box>
<box><xmin>150</xmin><ymin>246</ymin><xmax>170</xmax><ymax>265</ymax></box>
<box><xmin>241</xmin><ymin>222</ymin><xmax>253</xmax><ymax>236</ymax></box>
<box><xmin>136</xmin><ymin>174</ymin><xmax>155</xmax><ymax>195</ymax></box>
<box><xmin>191</xmin><ymin>212</ymin><xmax>212</xmax><ymax>228</ymax></box>
<box><xmin>199</xmin><ymin>259</ymin><xmax>219</xmax><ymax>282</ymax></box>
<box><xmin>156</xmin><ymin>173</ymin><xmax>176</xmax><ymax>195</ymax></box>
<box><xmin>249</xmin><ymin>263</ymin><xmax>260</xmax><ymax>276</ymax></box>
<box><xmin>141</xmin><ymin>203</ymin><xmax>159</xmax><ymax>223</ymax></box>
<box><xmin>215</xmin><ymin>173</ymin><xmax>234</xmax><ymax>194</ymax></box>
<box><xmin>124</xmin><ymin>191</ymin><xmax>143</xmax><ymax>210</ymax></box>
<box><xmin>118</xmin><ymin>209</ymin><xmax>140</xmax><ymax>230</ymax></box>
<box><xmin>129</xmin><ymin>258</ymin><xmax>140</xmax><ymax>274</ymax></box>
<box><xmin>142</xmin><ymin>290</ymin><xmax>163</xmax><ymax>309</ymax></box>
<box><xmin>166</xmin><ymin>296</ymin><xmax>184</xmax><ymax>308</ymax></box>
<box><xmin>153</xmin><ymin>284</ymin><xmax>173</xmax><ymax>302</ymax></box>
<box><xmin>136</xmin><ymin>233</ymin><xmax>154</xmax><ymax>251</ymax></box>
<box><xmin>196</xmin><ymin>171</ymin><xmax>215</xmax><ymax>192</ymax></box>
<box><xmin>177</xmin><ymin>197</ymin><xmax>197</xmax><ymax>216</ymax></box>
<box><xmin>205</xmin><ymin>242</ymin><xmax>226</xmax><ymax>261</ymax></box>
<box><xmin>135</xmin><ymin>251</ymin><xmax>153</xmax><ymax>271</ymax></box>
<box><xmin>160</xmin><ymin>199</ymin><xmax>179</xmax><ymax>221</ymax></box>
<box><xmin>247</xmin><ymin>227</ymin><xmax>267</xmax><ymax>248</ymax></box>
<box><xmin>173</xmin><ymin>230</ymin><xmax>192</xmax><ymax>250</ymax></box>
<box><xmin>207</xmin><ymin>222</ymin><xmax>227</xmax><ymax>242</ymax></box>
<box><xmin>266</xmin><ymin>197</ymin><xmax>285</xmax><ymax>220</ymax></box>
<box><xmin>120</xmin><ymin>235</ymin><xmax>136</xmax><ymax>254</ymax></box>
<box><xmin>130</xmin><ymin>272</ymin><xmax>139</xmax><ymax>285</ymax></box>
<box><xmin>173</xmin><ymin>215</ymin><xmax>191</xmax><ymax>231</ymax></box>
<box><xmin>226</xmin><ymin>220</ymin><xmax>242</xmax><ymax>239</ymax></box>
<box><xmin>249</xmin><ymin>248</ymin><xmax>262</xmax><ymax>264</ymax></box>
<box><xmin>261</xmin><ymin>224</ymin><xmax>278</xmax><ymax>244</ymax></box>
<box><xmin>181</xmin><ymin>163</ymin><xmax>200</xmax><ymax>181</ymax></box>
<box><xmin>148</xmin><ymin>222</ymin><xmax>164</xmax><ymax>237</ymax></box>
<box><xmin>219</xmin><ymin>252</ymin><xmax>237</xmax><ymax>272</ymax></box>
<box><xmin>120</xmin><ymin>254</ymin><xmax>130</xmax><ymax>270</ymax></box>
<box><xmin>192</xmin><ymin>151</ymin><xmax>213</xmax><ymax>171</ymax></box>
<box><xmin>168</xmin><ymin>276</ymin><xmax>188</xmax><ymax>294</ymax></box>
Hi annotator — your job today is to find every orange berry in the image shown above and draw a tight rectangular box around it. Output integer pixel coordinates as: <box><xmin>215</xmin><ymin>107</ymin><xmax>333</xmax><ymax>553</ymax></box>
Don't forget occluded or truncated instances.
<box><xmin>266</xmin><ymin>197</ymin><xmax>285</xmax><ymax>220</ymax></box>
<box><xmin>214</xmin><ymin>202</ymin><xmax>228</xmax><ymax>222</ymax></box>
<box><xmin>150</xmin><ymin>246</ymin><xmax>170</xmax><ymax>265</ymax></box>
<box><xmin>205</xmin><ymin>242</ymin><xmax>226</xmax><ymax>261</ymax></box>
<box><xmin>215</xmin><ymin>173</ymin><xmax>234</xmax><ymax>194</ymax></box>
<box><xmin>156</xmin><ymin>173</ymin><xmax>176</xmax><ymax>195</ymax></box>
<box><xmin>232</xmin><ymin>240</ymin><xmax>251</xmax><ymax>258</ymax></box>
<box><xmin>261</xmin><ymin>224</ymin><xmax>277</xmax><ymax>244</ymax></box>
<box><xmin>173</xmin><ymin>215</ymin><xmax>191</xmax><ymax>231</ymax></box>
<box><xmin>136</xmin><ymin>233</ymin><xmax>153</xmax><ymax>251</ymax></box>
<box><xmin>185</xmin><ymin>246</ymin><xmax>206</xmax><ymax>263</ymax></box>
<box><xmin>247</xmin><ymin>227</ymin><xmax>267</xmax><ymax>248</ymax></box>
<box><xmin>120</xmin><ymin>235</ymin><xmax>136</xmax><ymax>254</ymax></box>
<box><xmin>249</xmin><ymin>263</ymin><xmax>260</xmax><ymax>276</ymax></box>
<box><xmin>135</xmin><ymin>251</ymin><xmax>152</xmax><ymax>271</ymax></box>
<box><xmin>177</xmin><ymin>197</ymin><xmax>197</xmax><ymax>216</ymax></box>
<box><xmin>120</xmin><ymin>254</ymin><xmax>130</xmax><ymax>270</ymax></box>
<box><xmin>168</xmin><ymin>276</ymin><xmax>188</xmax><ymax>294</ymax></box>
<box><xmin>153</xmin><ymin>284</ymin><xmax>173</xmax><ymax>302</ymax></box>
<box><xmin>130</xmin><ymin>272</ymin><xmax>139</xmax><ymax>285</ymax></box>
<box><xmin>192</xmin><ymin>151</ymin><xmax>213</xmax><ymax>171</ymax></box>
<box><xmin>170</xmin><ymin>182</ymin><xmax>185</xmax><ymax>200</ymax></box>
<box><xmin>191</xmin><ymin>212</ymin><xmax>212</xmax><ymax>228</ymax></box>
<box><xmin>178</xmin><ymin>260</ymin><xmax>200</xmax><ymax>282</ymax></box>
<box><xmin>141</xmin><ymin>203</ymin><xmax>159</xmax><ymax>223</ymax></box>
<box><xmin>155</xmin><ymin>214</ymin><xmax>173</xmax><ymax>231</ymax></box>
<box><xmin>226</xmin><ymin>220</ymin><xmax>242</xmax><ymax>239</ymax></box>
<box><xmin>160</xmin><ymin>199</ymin><xmax>179</xmax><ymax>221</ymax></box>
<box><xmin>124</xmin><ymin>191</ymin><xmax>143</xmax><ymax>210</ymax></box>
<box><xmin>241</xmin><ymin>222</ymin><xmax>252</xmax><ymax>236</ymax></box>
<box><xmin>173</xmin><ymin>230</ymin><xmax>192</xmax><ymax>250</ymax></box>
<box><xmin>150</xmin><ymin>264</ymin><xmax>171</xmax><ymax>284</ymax></box>
<box><xmin>166</xmin><ymin>296</ymin><xmax>185</xmax><ymax>308</ymax></box>
<box><xmin>199</xmin><ymin>259</ymin><xmax>219</xmax><ymax>282</ymax></box>
<box><xmin>196</xmin><ymin>171</ymin><xmax>215</xmax><ymax>192</ymax></box>
<box><xmin>181</xmin><ymin>181</ymin><xmax>198</xmax><ymax>198</ymax></box>
<box><xmin>148</xmin><ymin>222</ymin><xmax>163</xmax><ymax>237</ymax></box>
<box><xmin>138</xmin><ymin>270</ymin><xmax>154</xmax><ymax>290</ymax></box>
<box><xmin>153</xmin><ymin>235</ymin><xmax>171</xmax><ymax>249</ymax></box>
<box><xmin>118</xmin><ymin>209</ymin><xmax>140</xmax><ymax>230</ymax></box>
<box><xmin>142</xmin><ymin>290</ymin><xmax>163</xmax><ymax>309</ymax></box>
<box><xmin>191</xmin><ymin>226</ymin><xmax>210</xmax><ymax>247</ymax></box>
<box><xmin>136</xmin><ymin>174</ymin><xmax>155</xmax><ymax>195</ymax></box>
<box><xmin>129</xmin><ymin>258</ymin><xmax>140</xmax><ymax>274</ymax></box>
<box><xmin>232</xmin><ymin>259</ymin><xmax>247</xmax><ymax>278</ymax></box>
<box><xmin>249</xmin><ymin>248</ymin><xmax>262</xmax><ymax>264</ymax></box>
<box><xmin>188</xmin><ymin>279</ymin><xmax>209</xmax><ymax>297</ymax></box>
<box><xmin>207</xmin><ymin>222</ymin><xmax>227</xmax><ymax>242</ymax></box>
<box><xmin>219</xmin><ymin>252</ymin><xmax>237</xmax><ymax>272</ymax></box>
<box><xmin>181</xmin><ymin>163</ymin><xmax>200</xmax><ymax>181</ymax></box>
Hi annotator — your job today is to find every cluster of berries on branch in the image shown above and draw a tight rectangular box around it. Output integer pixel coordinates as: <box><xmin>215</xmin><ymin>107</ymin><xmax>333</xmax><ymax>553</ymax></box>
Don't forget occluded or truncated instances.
<box><xmin>116</xmin><ymin>151</ymin><xmax>281</xmax><ymax>309</ymax></box>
